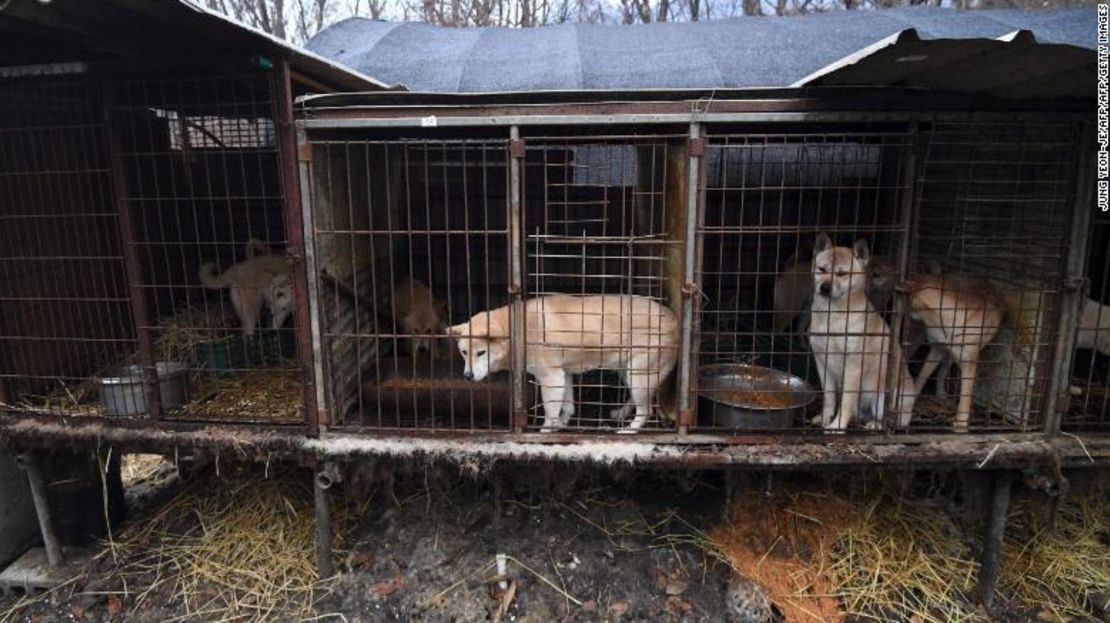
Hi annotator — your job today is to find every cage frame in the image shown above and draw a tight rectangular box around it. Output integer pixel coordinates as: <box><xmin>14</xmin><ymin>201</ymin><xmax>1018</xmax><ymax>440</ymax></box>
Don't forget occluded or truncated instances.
<box><xmin>295</xmin><ymin>89</ymin><xmax>1097</xmax><ymax>450</ymax></box>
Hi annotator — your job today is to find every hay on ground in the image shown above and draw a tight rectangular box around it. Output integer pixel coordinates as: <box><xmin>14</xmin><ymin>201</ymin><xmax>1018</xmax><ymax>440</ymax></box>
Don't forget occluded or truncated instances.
<box><xmin>175</xmin><ymin>365</ymin><xmax>302</xmax><ymax>421</ymax></box>
<box><xmin>103</xmin><ymin>468</ymin><xmax>348</xmax><ymax>621</ymax></box>
<box><xmin>1000</xmin><ymin>496</ymin><xmax>1110</xmax><ymax>619</ymax></box>
<box><xmin>827</xmin><ymin>496</ymin><xmax>980</xmax><ymax>623</ymax></box>
<box><xmin>709</xmin><ymin>489</ymin><xmax>847</xmax><ymax>622</ymax></box>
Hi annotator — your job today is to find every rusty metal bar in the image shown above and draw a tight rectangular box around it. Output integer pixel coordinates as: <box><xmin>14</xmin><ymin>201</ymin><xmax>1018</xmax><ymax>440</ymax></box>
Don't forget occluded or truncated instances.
<box><xmin>313</xmin><ymin>463</ymin><xmax>336</xmax><ymax>579</ymax></box>
<box><xmin>509</xmin><ymin>126</ymin><xmax>527</xmax><ymax>433</ymax></box>
<box><xmin>104</xmin><ymin>84</ymin><xmax>162</xmax><ymax>420</ymax></box>
<box><xmin>20</xmin><ymin>452</ymin><xmax>63</xmax><ymax>567</ymax></box>
<box><xmin>1043</xmin><ymin>122</ymin><xmax>1094</xmax><ymax>436</ymax></box>
<box><xmin>276</xmin><ymin>60</ymin><xmax>320</xmax><ymax>434</ymax></box>
<box><xmin>885</xmin><ymin>122</ymin><xmax>920</xmax><ymax>431</ymax></box>
<box><xmin>677</xmin><ymin>123</ymin><xmax>702</xmax><ymax>433</ymax></box>
<box><xmin>296</xmin><ymin>125</ymin><xmax>329</xmax><ymax>432</ymax></box>
<box><xmin>976</xmin><ymin>471</ymin><xmax>1013</xmax><ymax>609</ymax></box>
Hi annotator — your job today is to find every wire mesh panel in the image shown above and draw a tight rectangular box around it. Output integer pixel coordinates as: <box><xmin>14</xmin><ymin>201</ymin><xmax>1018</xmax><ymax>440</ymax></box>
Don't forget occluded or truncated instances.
<box><xmin>111</xmin><ymin>74</ymin><xmax>303</xmax><ymax>423</ymax></box>
<box><xmin>910</xmin><ymin>121</ymin><xmax>1078</xmax><ymax>433</ymax></box>
<box><xmin>309</xmin><ymin>138</ymin><xmax>512</xmax><ymax>431</ymax></box>
<box><xmin>1066</xmin><ymin>203</ymin><xmax>1109</xmax><ymax>431</ymax></box>
<box><xmin>0</xmin><ymin>79</ymin><xmax>135</xmax><ymax>416</ymax></box>
<box><xmin>696</xmin><ymin>130</ymin><xmax>913</xmax><ymax>434</ymax></box>
<box><xmin>521</xmin><ymin>136</ymin><xmax>684</xmax><ymax>433</ymax></box>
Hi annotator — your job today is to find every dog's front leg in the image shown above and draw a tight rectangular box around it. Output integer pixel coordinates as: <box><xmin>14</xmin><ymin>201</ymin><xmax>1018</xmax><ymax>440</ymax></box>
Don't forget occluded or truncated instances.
<box><xmin>829</xmin><ymin>357</ymin><xmax>862</xmax><ymax>432</ymax></box>
<box><xmin>559</xmin><ymin>379</ymin><xmax>575</xmax><ymax>427</ymax></box>
<box><xmin>538</xmin><ymin>372</ymin><xmax>569</xmax><ymax>433</ymax></box>
<box><xmin>812</xmin><ymin>353</ymin><xmax>838</xmax><ymax>427</ymax></box>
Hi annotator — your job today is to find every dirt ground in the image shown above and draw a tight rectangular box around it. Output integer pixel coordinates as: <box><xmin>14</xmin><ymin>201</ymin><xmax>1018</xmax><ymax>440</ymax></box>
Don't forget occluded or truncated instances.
<box><xmin>1</xmin><ymin>458</ymin><xmax>1107</xmax><ymax>623</ymax></box>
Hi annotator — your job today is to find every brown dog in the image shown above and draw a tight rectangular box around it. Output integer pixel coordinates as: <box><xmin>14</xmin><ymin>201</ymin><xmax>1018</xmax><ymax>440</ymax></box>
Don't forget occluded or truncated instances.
<box><xmin>199</xmin><ymin>247</ymin><xmax>293</xmax><ymax>338</ymax></box>
<box><xmin>391</xmin><ymin>278</ymin><xmax>448</xmax><ymax>356</ymax></box>
<box><xmin>908</xmin><ymin>273</ymin><xmax>1004</xmax><ymax>433</ymax></box>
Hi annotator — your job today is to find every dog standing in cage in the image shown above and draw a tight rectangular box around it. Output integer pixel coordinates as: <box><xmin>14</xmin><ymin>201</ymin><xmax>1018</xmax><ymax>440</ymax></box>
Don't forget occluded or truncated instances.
<box><xmin>447</xmin><ymin>294</ymin><xmax>679</xmax><ymax>433</ymax></box>
<box><xmin>198</xmin><ymin>238</ymin><xmax>294</xmax><ymax>339</ymax></box>
<box><xmin>808</xmin><ymin>233</ymin><xmax>916</xmax><ymax>432</ymax></box>
<box><xmin>908</xmin><ymin>273</ymin><xmax>1005</xmax><ymax>433</ymax></box>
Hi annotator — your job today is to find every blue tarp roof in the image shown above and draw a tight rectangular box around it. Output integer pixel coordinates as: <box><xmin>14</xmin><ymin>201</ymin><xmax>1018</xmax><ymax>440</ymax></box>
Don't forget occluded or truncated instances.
<box><xmin>306</xmin><ymin>7</ymin><xmax>1094</xmax><ymax>93</ymax></box>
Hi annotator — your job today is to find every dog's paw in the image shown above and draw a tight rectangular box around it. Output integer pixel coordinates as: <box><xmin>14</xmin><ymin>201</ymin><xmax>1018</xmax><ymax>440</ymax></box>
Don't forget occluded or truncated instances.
<box><xmin>809</xmin><ymin>414</ymin><xmax>827</xmax><ymax>426</ymax></box>
<box><xmin>615</xmin><ymin>428</ymin><xmax>640</xmax><ymax>435</ymax></box>
<box><xmin>952</xmin><ymin>423</ymin><xmax>969</xmax><ymax>434</ymax></box>
<box><xmin>822</xmin><ymin>426</ymin><xmax>847</xmax><ymax>435</ymax></box>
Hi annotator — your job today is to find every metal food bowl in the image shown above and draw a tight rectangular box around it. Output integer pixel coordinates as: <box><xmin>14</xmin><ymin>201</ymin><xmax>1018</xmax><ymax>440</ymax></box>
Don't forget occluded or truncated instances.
<box><xmin>99</xmin><ymin>361</ymin><xmax>190</xmax><ymax>416</ymax></box>
<box><xmin>697</xmin><ymin>363</ymin><xmax>817</xmax><ymax>429</ymax></box>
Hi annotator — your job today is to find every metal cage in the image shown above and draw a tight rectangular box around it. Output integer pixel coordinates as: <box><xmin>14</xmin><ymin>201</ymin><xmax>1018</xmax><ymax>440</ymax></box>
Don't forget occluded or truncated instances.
<box><xmin>299</xmin><ymin>111</ymin><xmax>1091</xmax><ymax>442</ymax></box>
<box><xmin>0</xmin><ymin>69</ymin><xmax>311</xmax><ymax>426</ymax></box>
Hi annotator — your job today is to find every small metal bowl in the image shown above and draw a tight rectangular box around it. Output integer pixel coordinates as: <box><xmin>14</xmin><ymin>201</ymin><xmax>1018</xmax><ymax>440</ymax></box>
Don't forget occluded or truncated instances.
<box><xmin>697</xmin><ymin>363</ymin><xmax>817</xmax><ymax>429</ymax></box>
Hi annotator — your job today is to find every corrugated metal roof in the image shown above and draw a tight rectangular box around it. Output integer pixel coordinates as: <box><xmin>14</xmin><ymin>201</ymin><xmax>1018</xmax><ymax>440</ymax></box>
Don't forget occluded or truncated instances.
<box><xmin>0</xmin><ymin>0</ymin><xmax>387</xmax><ymax>92</ymax></box>
<box><xmin>306</xmin><ymin>7</ymin><xmax>1093</xmax><ymax>96</ymax></box>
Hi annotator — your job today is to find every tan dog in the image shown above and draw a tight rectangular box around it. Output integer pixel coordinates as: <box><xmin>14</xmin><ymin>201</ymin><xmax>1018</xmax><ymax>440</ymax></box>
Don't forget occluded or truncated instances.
<box><xmin>908</xmin><ymin>273</ymin><xmax>1003</xmax><ymax>433</ymax></box>
<box><xmin>199</xmin><ymin>247</ymin><xmax>294</xmax><ymax>339</ymax></box>
<box><xmin>447</xmin><ymin>294</ymin><xmax>679</xmax><ymax>433</ymax></box>
<box><xmin>774</xmin><ymin>251</ymin><xmax>898</xmax><ymax>332</ymax></box>
<box><xmin>391</xmin><ymin>278</ymin><xmax>447</xmax><ymax>355</ymax></box>
<box><xmin>808</xmin><ymin>234</ymin><xmax>916</xmax><ymax>432</ymax></box>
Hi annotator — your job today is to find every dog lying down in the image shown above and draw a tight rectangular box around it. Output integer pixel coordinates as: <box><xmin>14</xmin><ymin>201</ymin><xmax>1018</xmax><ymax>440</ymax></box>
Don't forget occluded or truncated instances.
<box><xmin>447</xmin><ymin>294</ymin><xmax>679</xmax><ymax>433</ymax></box>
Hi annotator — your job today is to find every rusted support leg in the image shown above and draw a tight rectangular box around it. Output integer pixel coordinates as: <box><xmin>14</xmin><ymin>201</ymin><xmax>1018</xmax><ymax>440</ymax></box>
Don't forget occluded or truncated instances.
<box><xmin>19</xmin><ymin>452</ymin><xmax>63</xmax><ymax>567</ymax></box>
<box><xmin>977</xmin><ymin>471</ymin><xmax>1013</xmax><ymax>609</ymax></box>
<box><xmin>314</xmin><ymin>462</ymin><xmax>340</xmax><ymax>579</ymax></box>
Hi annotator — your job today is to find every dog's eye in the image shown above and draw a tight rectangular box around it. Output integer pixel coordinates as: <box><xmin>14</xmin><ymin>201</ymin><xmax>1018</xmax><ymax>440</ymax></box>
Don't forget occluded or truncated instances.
<box><xmin>817</xmin><ymin>267</ymin><xmax>828</xmax><ymax>274</ymax></box>
<box><xmin>835</xmin><ymin>271</ymin><xmax>848</xmax><ymax>278</ymax></box>
<box><xmin>476</xmin><ymin>350</ymin><xmax>486</xmax><ymax>358</ymax></box>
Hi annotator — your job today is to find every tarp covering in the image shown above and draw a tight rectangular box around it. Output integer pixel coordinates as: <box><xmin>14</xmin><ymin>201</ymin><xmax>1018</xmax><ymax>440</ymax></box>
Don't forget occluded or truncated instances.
<box><xmin>306</xmin><ymin>7</ymin><xmax>1093</xmax><ymax>94</ymax></box>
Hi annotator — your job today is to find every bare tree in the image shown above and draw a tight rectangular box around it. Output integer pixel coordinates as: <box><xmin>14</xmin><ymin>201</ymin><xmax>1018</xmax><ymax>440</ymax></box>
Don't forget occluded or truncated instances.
<box><xmin>203</xmin><ymin>0</ymin><xmax>1098</xmax><ymax>42</ymax></box>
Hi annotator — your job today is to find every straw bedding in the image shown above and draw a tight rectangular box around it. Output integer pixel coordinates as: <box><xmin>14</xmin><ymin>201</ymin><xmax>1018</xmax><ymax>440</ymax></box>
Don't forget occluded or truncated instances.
<box><xmin>710</xmin><ymin>478</ymin><xmax>1110</xmax><ymax>622</ymax></box>
<box><xmin>175</xmin><ymin>364</ymin><xmax>302</xmax><ymax>422</ymax></box>
<box><xmin>5</xmin><ymin>305</ymin><xmax>302</xmax><ymax>421</ymax></box>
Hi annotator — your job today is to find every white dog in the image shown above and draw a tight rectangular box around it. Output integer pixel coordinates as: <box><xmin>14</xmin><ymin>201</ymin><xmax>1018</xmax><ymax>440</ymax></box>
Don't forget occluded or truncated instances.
<box><xmin>447</xmin><ymin>294</ymin><xmax>679</xmax><ymax>433</ymax></box>
<box><xmin>808</xmin><ymin>233</ymin><xmax>916</xmax><ymax>432</ymax></box>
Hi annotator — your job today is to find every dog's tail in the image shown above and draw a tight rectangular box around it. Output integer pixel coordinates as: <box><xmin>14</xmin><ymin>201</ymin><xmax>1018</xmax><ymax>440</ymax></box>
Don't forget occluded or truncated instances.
<box><xmin>198</xmin><ymin>262</ymin><xmax>231</xmax><ymax>289</ymax></box>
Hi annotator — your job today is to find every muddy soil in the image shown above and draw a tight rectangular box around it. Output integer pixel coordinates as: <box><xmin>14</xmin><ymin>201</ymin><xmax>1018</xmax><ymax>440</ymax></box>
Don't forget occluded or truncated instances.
<box><xmin>316</xmin><ymin>470</ymin><xmax>741</xmax><ymax>622</ymax></box>
<box><xmin>0</xmin><ymin>466</ymin><xmax>753</xmax><ymax>623</ymax></box>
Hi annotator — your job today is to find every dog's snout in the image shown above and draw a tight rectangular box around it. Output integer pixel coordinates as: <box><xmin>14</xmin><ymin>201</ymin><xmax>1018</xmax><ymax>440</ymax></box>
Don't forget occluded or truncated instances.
<box><xmin>818</xmin><ymin>282</ymin><xmax>832</xmax><ymax>297</ymax></box>
<box><xmin>463</xmin><ymin>371</ymin><xmax>474</xmax><ymax>381</ymax></box>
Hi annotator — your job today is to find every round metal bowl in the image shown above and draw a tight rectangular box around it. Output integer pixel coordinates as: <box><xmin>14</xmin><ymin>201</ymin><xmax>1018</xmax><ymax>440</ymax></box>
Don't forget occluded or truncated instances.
<box><xmin>697</xmin><ymin>363</ymin><xmax>817</xmax><ymax>429</ymax></box>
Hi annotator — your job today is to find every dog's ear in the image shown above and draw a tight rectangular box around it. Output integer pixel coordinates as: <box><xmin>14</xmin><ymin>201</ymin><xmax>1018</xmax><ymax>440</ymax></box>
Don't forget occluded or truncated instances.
<box><xmin>446</xmin><ymin>322</ymin><xmax>468</xmax><ymax>337</ymax></box>
<box><xmin>853</xmin><ymin>238</ymin><xmax>871</xmax><ymax>264</ymax></box>
<box><xmin>814</xmin><ymin>232</ymin><xmax>832</xmax><ymax>255</ymax></box>
<box><xmin>435</xmin><ymin>299</ymin><xmax>449</xmax><ymax>319</ymax></box>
